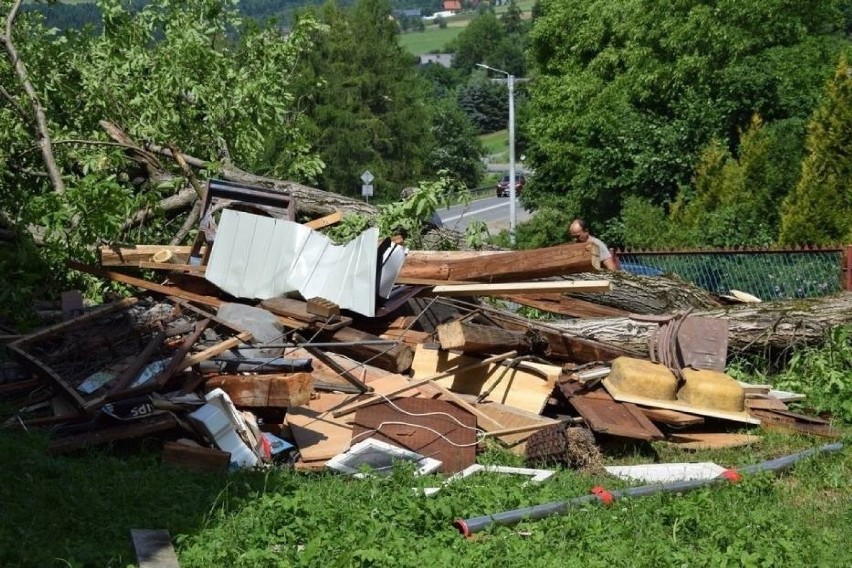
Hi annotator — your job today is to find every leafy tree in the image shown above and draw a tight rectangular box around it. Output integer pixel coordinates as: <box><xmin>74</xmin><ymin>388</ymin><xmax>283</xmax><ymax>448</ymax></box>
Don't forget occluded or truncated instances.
<box><xmin>668</xmin><ymin>116</ymin><xmax>806</xmax><ymax>247</ymax></box>
<box><xmin>779</xmin><ymin>54</ymin><xmax>852</xmax><ymax>245</ymax></box>
<box><xmin>289</xmin><ymin>0</ymin><xmax>433</xmax><ymax>197</ymax></box>
<box><xmin>0</xmin><ymin>0</ymin><xmax>323</xmax><ymax>322</ymax></box>
<box><xmin>449</xmin><ymin>9</ymin><xmax>524</xmax><ymax>75</ymax></box>
<box><xmin>426</xmin><ymin>99</ymin><xmax>485</xmax><ymax>189</ymax></box>
<box><xmin>524</xmin><ymin>0</ymin><xmax>850</xmax><ymax>232</ymax></box>
<box><xmin>614</xmin><ymin>195</ymin><xmax>670</xmax><ymax>249</ymax></box>
<box><xmin>499</xmin><ymin>0</ymin><xmax>524</xmax><ymax>35</ymax></box>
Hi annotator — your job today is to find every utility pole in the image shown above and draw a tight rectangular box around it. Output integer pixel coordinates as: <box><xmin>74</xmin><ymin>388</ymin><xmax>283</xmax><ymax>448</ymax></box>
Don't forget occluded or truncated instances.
<box><xmin>477</xmin><ymin>63</ymin><xmax>517</xmax><ymax>245</ymax></box>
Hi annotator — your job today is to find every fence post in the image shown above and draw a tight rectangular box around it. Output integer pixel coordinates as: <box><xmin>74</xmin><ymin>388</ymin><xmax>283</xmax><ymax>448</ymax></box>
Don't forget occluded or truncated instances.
<box><xmin>844</xmin><ymin>245</ymin><xmax>852</xmax><ymax>291</ymax></box>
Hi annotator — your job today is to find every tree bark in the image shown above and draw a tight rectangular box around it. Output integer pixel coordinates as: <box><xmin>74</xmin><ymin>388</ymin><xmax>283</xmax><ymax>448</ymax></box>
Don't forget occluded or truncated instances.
<box><xmin>558</xmin><ymin>271</ymin><xmax>721</xmax><ymax>314</ymax></box>
<box><xmin>550</xmin><ymin>292</ymin><xmax>852</xmax><ymax>357</ymax></box>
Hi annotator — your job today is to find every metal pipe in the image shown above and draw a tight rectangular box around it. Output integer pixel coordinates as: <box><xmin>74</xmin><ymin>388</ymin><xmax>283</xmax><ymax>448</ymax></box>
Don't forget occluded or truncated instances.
<box><xmin>453</xmin><ymin>443</ymin><xmax>843</xmax><ymax>536</ymax></box>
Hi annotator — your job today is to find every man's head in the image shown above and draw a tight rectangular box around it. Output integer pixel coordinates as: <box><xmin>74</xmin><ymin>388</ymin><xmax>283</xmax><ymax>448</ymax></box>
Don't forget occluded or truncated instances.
<box><xmin>568</xmin><ymin>218</ymin><xmax>590</xmax><ymax>242</ymax></box>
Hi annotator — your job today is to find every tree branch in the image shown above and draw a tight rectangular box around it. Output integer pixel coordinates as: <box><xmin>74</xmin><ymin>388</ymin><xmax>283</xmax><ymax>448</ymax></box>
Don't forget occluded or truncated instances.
<box><xmin>2</xmin><ymin>0</ymin><xmax>65</xmax><ymax>194</ymax></box>
<box><xmin>0</xmin><ymin>83</ymin><xmax>30</xmax><ymax>124</ymax></box>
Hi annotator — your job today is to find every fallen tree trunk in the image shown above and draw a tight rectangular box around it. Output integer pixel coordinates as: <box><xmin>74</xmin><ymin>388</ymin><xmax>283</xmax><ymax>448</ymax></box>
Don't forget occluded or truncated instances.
<box><xmin>557</xmin><ymin>272</ymin><xmax>721</xmax><ymax>314</ymax></box>
<box><xmin>550</xmin><ymin>292</ymin><xmax>852</xmax><ymax>357</ymax></box>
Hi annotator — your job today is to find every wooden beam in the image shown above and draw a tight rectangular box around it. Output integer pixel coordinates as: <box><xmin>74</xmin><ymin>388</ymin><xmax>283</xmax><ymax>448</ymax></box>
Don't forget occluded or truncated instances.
<box><xmin>203</xmin><ymin>373</ymin><xmax>313</xmax><ymax>408</ymax></box>
<box><xmin>431</xmin><ymin>280</ymin><xmax>612</xmax><ymax>297</ymax></box>
<box><xmin>67</xmin><ymin>261</ymin><xmax>222</xmax><ymax>308</ymax></box>
<box><xmin>398</xmin><ymin>243</ymin><xmax>600</xmax><ymax>282</ymax></box>
<box><xmin>499</xmin><ymin>294</ymin><xmax>629</xmax><ymax>318</ymax></box>
<box><xmin>313</xmin><ymin>325</ymin><xmax>413</xmax><ymax>375</ymax></box>
<box><xmin>437</xmin><ymin>320</ymin><xmax>530</xmax><ymax>353</ymax></box>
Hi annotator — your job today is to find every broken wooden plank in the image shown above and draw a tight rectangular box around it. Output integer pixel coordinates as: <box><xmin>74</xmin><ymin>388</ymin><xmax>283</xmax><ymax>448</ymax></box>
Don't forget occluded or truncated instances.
<box><xmin>303</xmin><ymin>210</ymin><xmax>343</xmax><ymax>230</ymax></box>
<box><xmin>666</xmin><ymin>432</ymin><xmax>761</xmax><ymax>450</ymax></box>
<box><xmin>749</xmin><ymin>409</ymin><xmax>842</xmax><ymax>438</ymax></box>
<box><xmin>48</xmin><ymin>413</ymin><xmax>178</xmax><ymax>454</ymax></box>
<box><xmin>568</xmin><ymin>395</ymin><xmax>664</xmax><ymax>441</ymax></box>
<box><xmin>131</xmin><ymin>529</ymin><xmax>181</xmax><ymax>568</ymax></box>
<box><xmin>306</xmin><ymin>297</ymin><xmax>340</xmax><ymax>319</ymax></box>
<box><xmin>332</xmin><ymin>350</ymin><xmax>519</xmax><ymax>418</ymax></box>
<box><xmin>106</xmin><ymin>332</ymin><xmax>167</xmax><ymax>396</ymax></box>
<box><xmin>411</xmin><ymin>345</ymin><xmax>557</xmax><ymax>415</ymax></box>
<box><xmin>499</xmin><ymin>294</ymin><xmax>629</xmax><ymax>318</ymax></box>
<box><xmin>431</xmin><ymin>280</ymin><xmax>612</xmax><ymax>297</ymax></box>
<box><xmin>468</xmin><ymin>399</ymin><xmax>559</xmax><ymax>455</ymax></box>
<box><xmin>637</xmin><ymin>407</ymin><xmax>705</xmax><ymax>426</ymax></box>
<box><xmin>436</xmin><ymin>320</ymin><xmax>530</xmax><ymax>354</ymax></box>
<box><xmin>203</xmin><ymin>373</ymin><xmax>313</xmax><ymax>408</ymax></box>
<box><xmin>99</xmin><ymin>244</ymin><xmax>194</xmax><ymax>266</ymax></box>
<box><xmin>745</xmin><ymin>396</ymin><xmax>789</xmax><ymax>412</ymax></box>
<box><xmin>67</xmin><ymin>261</ymin><xmax>222</xmax><ymax>308</ymax></box>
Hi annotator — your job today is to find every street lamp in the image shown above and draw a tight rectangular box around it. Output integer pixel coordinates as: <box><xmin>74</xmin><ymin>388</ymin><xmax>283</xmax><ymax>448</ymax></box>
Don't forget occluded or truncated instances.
<box><xmin>477</xmin><ymin>63</ymin><xmax>517</xmax><ymax>245</ymax></box>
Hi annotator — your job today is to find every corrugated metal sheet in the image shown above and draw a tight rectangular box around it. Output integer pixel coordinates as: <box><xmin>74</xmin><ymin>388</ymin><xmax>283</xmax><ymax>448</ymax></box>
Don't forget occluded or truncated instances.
<box><xmin>205</xmin><ymin>209</ymin><xmax>384</xmax><ymax>316</ymax></box>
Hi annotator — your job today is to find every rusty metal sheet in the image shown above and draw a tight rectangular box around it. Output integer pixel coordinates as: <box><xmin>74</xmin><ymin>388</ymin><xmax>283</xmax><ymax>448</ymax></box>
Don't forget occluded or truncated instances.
<box><xmin>676</xmin><ymin>316</ymin><xmax>728</xmax><ymax>372</ymax></box>
<box><xmin>352</xmin><ymin>397</ymin><xmax>476</xmax><ymax>473</ymax></box>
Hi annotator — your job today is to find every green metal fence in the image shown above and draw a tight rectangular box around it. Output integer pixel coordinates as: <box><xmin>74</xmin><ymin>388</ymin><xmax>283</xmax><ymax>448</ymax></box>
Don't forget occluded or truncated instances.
<box><xmin>617</xmin><ymin>246</ymin><xmax>850</xmax><ymax>301</ymax></box>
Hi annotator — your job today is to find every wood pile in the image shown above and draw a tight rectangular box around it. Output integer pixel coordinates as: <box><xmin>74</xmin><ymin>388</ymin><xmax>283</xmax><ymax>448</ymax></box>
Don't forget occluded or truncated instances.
<box><xmin>0</xmin><ymin>184</ymin><xmax>843</xmax><ymax>475</ymax></box>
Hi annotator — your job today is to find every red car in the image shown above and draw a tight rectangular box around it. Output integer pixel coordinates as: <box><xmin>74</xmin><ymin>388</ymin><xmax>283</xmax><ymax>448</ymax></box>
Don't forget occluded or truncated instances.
<box><xmin>496</xmin><ymin>173</ymin><xmax>525</xmax><ymax>197</ymax></box>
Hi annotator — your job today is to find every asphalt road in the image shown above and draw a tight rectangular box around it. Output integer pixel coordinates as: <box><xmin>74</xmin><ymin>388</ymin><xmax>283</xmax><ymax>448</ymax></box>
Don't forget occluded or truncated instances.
<box><xmin>437</xmin><ymin>193</ymin><xmax>532</xmax><ymax>234</ymax></box>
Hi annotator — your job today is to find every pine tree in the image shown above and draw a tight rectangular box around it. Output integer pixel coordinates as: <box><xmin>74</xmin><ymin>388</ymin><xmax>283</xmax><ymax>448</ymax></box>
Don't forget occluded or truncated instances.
<box><xmin>779</xmin><ymin>55</ymin><xmax>852</xmax><ymax>245</ymax></box>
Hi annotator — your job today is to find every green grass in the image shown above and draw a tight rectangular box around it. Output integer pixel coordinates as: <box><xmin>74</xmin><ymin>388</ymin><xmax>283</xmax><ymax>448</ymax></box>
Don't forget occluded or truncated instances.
<box><xmin>0</xmin><ymin>427</ymin><xmax>848</xmax><ymax>567</ymax></box>
<box><xmin>399</xmin><ymin>0</ymin><xmax>537</xmax><ymax>56</ymax></box>
<box><xmin>480</xmin><ymin>129</ymin><xmax>509</xmax><ymax>159</ymax></box>
<box><xmin>2</xmin><ymin>323</ymin><xmax>848</xmax><ymax>567</ymax></box>
<box><xmin>398</xmin><ymin>26</ymin><xmax>464</xmax><ymax>56</ymax></box>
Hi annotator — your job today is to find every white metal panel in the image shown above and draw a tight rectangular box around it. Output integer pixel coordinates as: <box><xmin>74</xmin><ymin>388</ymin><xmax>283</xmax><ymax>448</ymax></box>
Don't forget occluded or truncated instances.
<box><xmin>205</xmin><ymin>209</ymin><xmax>384</xmax><ymax>316</ymax></box>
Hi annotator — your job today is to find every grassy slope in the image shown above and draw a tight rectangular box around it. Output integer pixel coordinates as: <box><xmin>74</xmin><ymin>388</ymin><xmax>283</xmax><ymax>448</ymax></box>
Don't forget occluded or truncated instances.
<box><xmin>0</xmin><ymin>429</ymin><xmax>848</xmax><ymax>567</ymax></box>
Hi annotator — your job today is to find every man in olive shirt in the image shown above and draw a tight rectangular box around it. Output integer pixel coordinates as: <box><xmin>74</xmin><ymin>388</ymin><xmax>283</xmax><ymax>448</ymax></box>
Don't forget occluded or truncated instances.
<box><xmin>568</xmin><ymin>218</ymin><xmax>619</xmax><ymax>270</ymax></box>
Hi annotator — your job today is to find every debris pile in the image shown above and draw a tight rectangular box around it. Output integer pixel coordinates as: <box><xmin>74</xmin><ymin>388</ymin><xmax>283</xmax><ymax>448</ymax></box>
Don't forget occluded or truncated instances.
<box><xmin>0</xmin><ymin>180</ymin><xmax>842</xmax><ymax>481</ymax></box>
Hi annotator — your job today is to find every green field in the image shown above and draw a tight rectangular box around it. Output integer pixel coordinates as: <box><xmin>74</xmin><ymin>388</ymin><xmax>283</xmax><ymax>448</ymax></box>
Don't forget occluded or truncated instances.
<box><xmin>399</xmin><ymin>1</ymin><xmax>536</xmax><ymax>56</ymax></box>
<box><xmin>479</xmin><ymin>129</ymin><xmax>509</xmax><ymax>159</ymax></box>
<box><xmin>398</xmin><ymin>26</ymin><xmax>464</xmax><ymax>55</ymax></box>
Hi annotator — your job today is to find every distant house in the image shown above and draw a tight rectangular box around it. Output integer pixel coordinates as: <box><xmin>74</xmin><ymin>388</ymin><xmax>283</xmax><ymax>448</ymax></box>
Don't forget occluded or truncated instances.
<box><xmin>443</xmin><ymin>0</ymin><xmax>462</xmax><ymax>12</ymax></box>
<box><xmin>419</xmin><ymin>53</ymin><xmax>455</xmax><ymax>68</ymax></box>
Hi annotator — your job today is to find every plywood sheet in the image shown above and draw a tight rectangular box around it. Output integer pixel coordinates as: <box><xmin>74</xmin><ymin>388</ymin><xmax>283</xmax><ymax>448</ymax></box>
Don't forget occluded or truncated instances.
<box><xmin>602</xmin><ymin>378</ymin><xmax>760</xmax><ymax>425</ymax></box>
<box><xmin>286</xmin><ymin>406</ymin><xmax>354</xmax><ymax>461</ymax></box>
<box><xmin>411</xmin><ymin>345</ymin><xmax>557</xmax><ymax>414</ymax></box>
